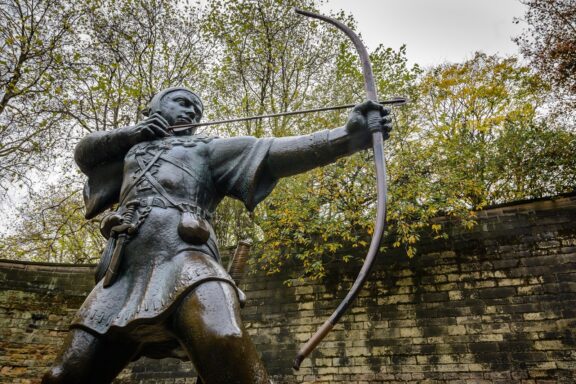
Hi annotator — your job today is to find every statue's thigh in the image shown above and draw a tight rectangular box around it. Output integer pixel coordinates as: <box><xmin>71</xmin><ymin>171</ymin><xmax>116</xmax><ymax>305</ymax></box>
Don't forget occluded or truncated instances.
<box><xmin>171</xmin><ymin>281</ymin><xmax>269</xmax><ymax>384</ymax></box>
<box><xmin>42</xmin><ymin>328</ymin><xmax>138</xmax><ymax>384</ymax></box>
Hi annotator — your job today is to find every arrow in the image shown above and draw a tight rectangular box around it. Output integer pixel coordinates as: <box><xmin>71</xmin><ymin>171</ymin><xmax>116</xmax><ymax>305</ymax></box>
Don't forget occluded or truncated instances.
<box><xmin>170</xmin><ymin>97</ymin><xmax>406</xmax><ymax>132</ymax></box>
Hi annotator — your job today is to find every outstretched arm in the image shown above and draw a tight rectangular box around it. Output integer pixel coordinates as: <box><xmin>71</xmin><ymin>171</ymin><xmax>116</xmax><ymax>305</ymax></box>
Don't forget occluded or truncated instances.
<box><xmin>74</xmin><ymin>113</ymin><xmax>170</xmax><ymax>173</ymax></box>
<box><xmin>267</xmin><ymin>101</ymin><xmax>392</xmax><ymax>178</ymax></box>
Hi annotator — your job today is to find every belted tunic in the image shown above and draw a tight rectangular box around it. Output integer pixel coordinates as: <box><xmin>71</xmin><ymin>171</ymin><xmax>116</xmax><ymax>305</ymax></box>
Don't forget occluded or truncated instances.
<box><xmin>71</xmin><ymin>134</ymin><xmax>277</xmax><ymax>358</ymax></box>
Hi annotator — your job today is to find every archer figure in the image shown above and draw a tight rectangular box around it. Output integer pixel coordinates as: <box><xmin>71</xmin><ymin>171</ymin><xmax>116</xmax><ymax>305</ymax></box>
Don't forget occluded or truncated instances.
<box><xmin>41</xmin><ymin>86</ymin><xmax>391</xmax><ymax>384</ymax></box>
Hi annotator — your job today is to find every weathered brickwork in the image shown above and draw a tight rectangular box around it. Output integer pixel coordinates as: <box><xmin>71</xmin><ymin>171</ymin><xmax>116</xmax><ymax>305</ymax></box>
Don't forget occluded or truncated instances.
<box><xmin>1</xmin><ymin>193</ymin><xmax>576</xmax><ymax>383</ymax></box>
<box><xmin>0</xmin><ymin>262</ymin><xmax>95</xmax><ymax>383</ymax></box>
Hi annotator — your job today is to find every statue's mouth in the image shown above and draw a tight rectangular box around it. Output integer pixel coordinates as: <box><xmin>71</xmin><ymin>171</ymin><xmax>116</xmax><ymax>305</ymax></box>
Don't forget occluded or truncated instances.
<box><xmin>175</xmin><ymin>116</ymin><xmax>193</xmax><ymax>125</ymax></box>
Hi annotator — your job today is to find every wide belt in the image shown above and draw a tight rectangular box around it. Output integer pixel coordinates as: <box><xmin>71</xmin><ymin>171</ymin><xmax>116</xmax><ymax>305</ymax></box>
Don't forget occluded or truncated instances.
<box><xmin>129</xmin><ymin>196</ymin><xmax>214</xmax><ymax>221</ymax></box>
<box><xmin>96</xmin><ymin>197</ymin><xmax>214</xmax><ymax>288</ymax></box>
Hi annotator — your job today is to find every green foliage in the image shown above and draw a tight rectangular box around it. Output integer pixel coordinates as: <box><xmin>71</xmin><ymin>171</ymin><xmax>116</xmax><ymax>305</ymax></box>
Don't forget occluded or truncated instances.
<box><xmin>251</xmin><ymin>52</ymin><xmax>576</xmax><ymax>280</ymax></box>
<box><xmin>202</xmin><ymin>0</ymin><xmax>352</xmax><ymax>138</ymax></box>
<box><xmin>251</xmin><ymin>41</ymin><xmax>423</xmax><ymax>280</ymax></box>
<box><xmin>254</xmin><ymin>153</ymin><xmax>377</xmax><ymax>281</ymax></box>
<box><xmin>0</xmin><ymin>0</ymin><xmax>82</xmax><ymax>195</ymax></box>
<box><xmin>0</xmin><ymin>181</ymin><xmax>103</xmax><ymax>263</ymax></box>
<box><xmin>415</xmin><ymin>53</ymin><xmax>568</xmax><ymax>206</ymax></box>
<box><xmin>386</xmin><ymin>53</ymin><xmax>575</xmax><ymax>260</ymax></box>
<box><xmin>61</xmin><ymin>0</ymin><xmax>210</xmax><ymax>134</ymax></box>
<box><xmin>0</xmin><ymin>0</ymin><xmax>573</xmax><ymax>281</ymax></box>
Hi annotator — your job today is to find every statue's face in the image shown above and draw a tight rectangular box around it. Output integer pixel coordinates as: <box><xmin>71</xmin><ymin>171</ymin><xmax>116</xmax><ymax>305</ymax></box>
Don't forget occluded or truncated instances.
<box><xmin>159</xmin><ymin>90</ymin><xmax>203</xmax><ymax>134</ymax></box>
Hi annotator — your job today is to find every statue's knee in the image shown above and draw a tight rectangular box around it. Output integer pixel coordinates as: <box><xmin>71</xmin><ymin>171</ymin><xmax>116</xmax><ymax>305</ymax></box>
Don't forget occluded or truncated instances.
<box><xmin>42</xmin><ymin>364</ymin><xmax>85</xmax><ymax>384</ymax></box>
<box><xmin>209</xmin><ymin>329</ymin><xmax>246</xmax><ymax>351</ymax></box>
<box><xmin>220</xmin><ymin>327</ymin><xmax>244</xmax><ymax>341</ymax></box>
<box><xmin>42</xmin><ymin>366</ymin><xmax>65</xmax><ymax>384</ymax></box>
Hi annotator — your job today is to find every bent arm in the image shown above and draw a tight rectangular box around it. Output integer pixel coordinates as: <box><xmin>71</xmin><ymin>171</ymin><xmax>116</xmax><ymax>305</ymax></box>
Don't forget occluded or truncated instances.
<box><xmin>74</xmin><ymin>113</ymin><xmax>170</xmax><ymax>173</ymax></box>
<box><xmin>74</xmin><ymin>127</ymin><xmax>139</xmax><ymax>173</ymax></box>
<box><xmin>267</xmin><ymin>125</ymin><xmax>371</xmax><ymax>179</ymax></box>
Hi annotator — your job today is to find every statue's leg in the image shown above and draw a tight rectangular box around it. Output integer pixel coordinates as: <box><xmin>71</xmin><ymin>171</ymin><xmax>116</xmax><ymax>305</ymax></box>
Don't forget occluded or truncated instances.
<box><xmin>171</xmin><ymin>281</ymin><xmax>270</xmax><ymax>384</ymax></box>
<box><xmin>42</xmin><ymin>327</ymin><xmax>138</xmax><ymax>384</ymax></box>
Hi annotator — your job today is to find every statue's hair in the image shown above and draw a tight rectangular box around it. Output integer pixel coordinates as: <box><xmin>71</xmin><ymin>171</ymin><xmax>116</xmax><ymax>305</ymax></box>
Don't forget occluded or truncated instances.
<box><xmin>142</xmin><ymin>87</ymin><xmax>203</xmax><ymax>117</ymax></box>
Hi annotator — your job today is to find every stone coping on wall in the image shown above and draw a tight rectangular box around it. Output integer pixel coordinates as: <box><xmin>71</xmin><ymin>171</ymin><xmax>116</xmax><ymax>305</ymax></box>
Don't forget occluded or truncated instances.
<box><xmin>0</xmin><ymin>259</ymin><xmax>96</xmax><ymax>272</ymax></box>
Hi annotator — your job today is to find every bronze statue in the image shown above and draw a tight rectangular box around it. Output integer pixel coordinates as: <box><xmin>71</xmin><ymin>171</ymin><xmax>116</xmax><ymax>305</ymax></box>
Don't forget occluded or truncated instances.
<box><xmin>42</xmin><ymin>10</ymin><xmax>393</xmax><ymax>384</ymax></box>
<box><xmin>41</xmin><ymin>87</ymin><xmax>391</xmax><ymax>383</ymax></box>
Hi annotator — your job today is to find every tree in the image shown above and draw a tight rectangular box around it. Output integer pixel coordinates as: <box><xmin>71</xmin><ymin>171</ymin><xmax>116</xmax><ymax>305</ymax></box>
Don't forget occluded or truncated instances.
<box><xmin>1</xmin><ymin>0</ymin><xmax>573</xmax><ymax>286</ymax></box>
<box><xmin>60</xmin><ymin>0</ymin><xmax>210</xmax><ymax>136</ymax></box>
<box><xmin>514</xmin><ymin>0</ymin><xmax>576</xmax><ymax>109</ymax></box>
<box><xmin>252</xmin><ymin>43</ymin><xmax>423</xmax><ymax>279</ymax></box>
<box><xmin>202</xmin><ymin>0</ymin><xmax>355</xmax><ymax>138</ymax></box>
<box><xmin>0</xmin><ymin>0</ymin><xmax>81</xmax><ymax>195</ymax></box>
<box><xmin>0</xmin><ymin>179</ymin><xmax>102</xmax><ymax>263</ymax></box>
<box><xmin>415</xmin><ymin>53</ymin><xmax>576</xmax><ymax>205</ymax></box>
<box><xmin>0</xmin><ymin>0</ymin><xmax>211</xmax><ymax>263</ymax></box>
<box><xmin>202</xmin><ymin>0</ymin><xmax>357</xmax><ymax>250</ymax></box>
<box><xmin>390</xmin><ymin>52</ymin><xmax>576</xmax><ymax>258</ymax></box>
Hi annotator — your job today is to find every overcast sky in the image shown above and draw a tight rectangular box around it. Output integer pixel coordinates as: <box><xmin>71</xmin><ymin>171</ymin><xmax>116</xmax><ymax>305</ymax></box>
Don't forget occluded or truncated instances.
<box><xmin>320</xmin><ymin>0</ymin><xmax>528</xmax><ymax>67</ymax></box>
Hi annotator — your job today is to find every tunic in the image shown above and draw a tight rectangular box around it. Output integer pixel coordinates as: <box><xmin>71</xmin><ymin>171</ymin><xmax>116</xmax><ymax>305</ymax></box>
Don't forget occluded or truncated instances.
<box><xmin>71</xmin><ymin>134</ymin><xmax>278</xmax><ymax>359</ymax></box>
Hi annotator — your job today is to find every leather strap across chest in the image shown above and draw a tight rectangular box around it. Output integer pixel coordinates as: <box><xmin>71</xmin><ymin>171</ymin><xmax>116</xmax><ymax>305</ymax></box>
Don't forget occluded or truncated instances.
<box><xmin>123</xmin><ymin>149</ymin><xmax>213</xmax><ymax>220</ymax></box>
<box><xmin>119</xmin><ymin>148</ymin><xmax>165</xmax><ymax>205</ymax></box>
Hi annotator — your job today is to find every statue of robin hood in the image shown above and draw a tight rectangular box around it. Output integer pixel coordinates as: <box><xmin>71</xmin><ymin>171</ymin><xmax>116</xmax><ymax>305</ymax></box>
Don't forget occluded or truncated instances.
<box><xmin>41</xmin><ymin>85</ymin><xmax>391</xmax><ymax>384</ymax></box>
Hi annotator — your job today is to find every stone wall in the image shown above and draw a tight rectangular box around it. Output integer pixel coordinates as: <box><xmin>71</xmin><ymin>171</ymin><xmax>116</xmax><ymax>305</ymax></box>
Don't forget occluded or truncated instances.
<box><xmin>0</xmin><ymin>262</ymin><xmax>95</xmax><ymax>383</ymax></box>
<box><xmin>1</xmin><ymin>193</ymin><xmax>576</xmax><ymax>383</ymax></box>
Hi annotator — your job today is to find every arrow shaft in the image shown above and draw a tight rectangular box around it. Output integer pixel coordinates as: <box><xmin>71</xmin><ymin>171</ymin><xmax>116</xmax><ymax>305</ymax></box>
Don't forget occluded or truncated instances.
<box><xmin>170</xmin><ymin>97</ymin><xmax>406</xmax><ymax>132</ymax></box>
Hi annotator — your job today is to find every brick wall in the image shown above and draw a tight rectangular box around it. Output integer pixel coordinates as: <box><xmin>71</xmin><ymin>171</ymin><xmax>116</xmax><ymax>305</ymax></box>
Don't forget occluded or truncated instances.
<box><xmin>1</xmin><ymin>193</ymin><xmax>576</xmax><ymax>383</ymax></box>
<box><xmin>0</xmin><ymin>262</ymin><xmax>95</xmax><ymax>382</ymax></box>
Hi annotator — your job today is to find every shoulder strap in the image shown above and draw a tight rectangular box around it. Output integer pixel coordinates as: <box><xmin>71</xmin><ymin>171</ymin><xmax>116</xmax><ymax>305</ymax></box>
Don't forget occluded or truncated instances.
<box><xmin>159</xmin><ymin>153</ymin><xmax>201</xmax><ymax>182</ymax></box>
<box><xmin>119</xmin><ymin>149</ymin><xmax>164</xmax><ymax>205</ymax></box>
<box><xmin>143</xmin><ymin>170</ymin><xmax>183</xmax><ymax>210</ymax></box>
